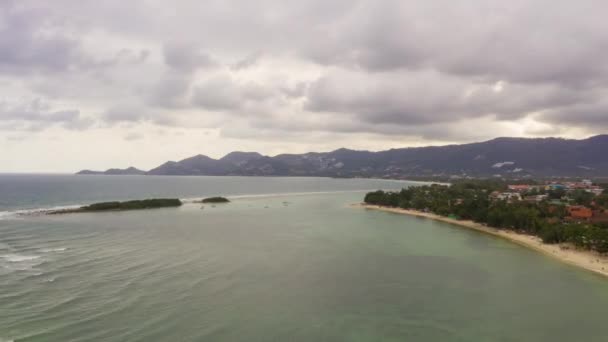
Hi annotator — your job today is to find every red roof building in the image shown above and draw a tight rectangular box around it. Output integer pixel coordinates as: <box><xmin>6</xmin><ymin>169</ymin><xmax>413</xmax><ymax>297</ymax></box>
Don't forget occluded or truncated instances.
<box><xmin>566</xmin><ymin>205</ymin><xmax>593</xmax><ymax>222</ymax></box>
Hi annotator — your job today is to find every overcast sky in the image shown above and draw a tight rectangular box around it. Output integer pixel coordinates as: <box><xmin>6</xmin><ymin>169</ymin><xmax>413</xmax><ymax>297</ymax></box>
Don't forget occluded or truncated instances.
<box><xmin>1</xmin><ymin>0</ymin><xmax>607</xmax><ymax>172</ymax></box>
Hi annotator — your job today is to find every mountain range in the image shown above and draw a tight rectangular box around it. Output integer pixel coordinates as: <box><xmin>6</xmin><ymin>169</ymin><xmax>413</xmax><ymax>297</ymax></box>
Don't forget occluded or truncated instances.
<box><xmin>77</xmin><ymin>135</ymin><xmax>608</xmax><ymax>178</ymax></box>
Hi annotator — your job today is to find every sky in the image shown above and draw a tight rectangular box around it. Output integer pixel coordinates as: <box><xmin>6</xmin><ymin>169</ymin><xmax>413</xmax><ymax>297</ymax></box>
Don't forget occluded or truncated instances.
<box><xmin>1</xmin><ymin>0</ymin><xmax>607</xmax><ymax>172</ymax></box>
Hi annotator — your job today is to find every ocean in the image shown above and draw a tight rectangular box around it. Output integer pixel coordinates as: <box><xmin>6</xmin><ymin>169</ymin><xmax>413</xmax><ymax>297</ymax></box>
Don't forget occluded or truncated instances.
<box><xmin>1</xmin><ymin>174</ymin><xmax>608</xmax><ymax>341</ymax></box>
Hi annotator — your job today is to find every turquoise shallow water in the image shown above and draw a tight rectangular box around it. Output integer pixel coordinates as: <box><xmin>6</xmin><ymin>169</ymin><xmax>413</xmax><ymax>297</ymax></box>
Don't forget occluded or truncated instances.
<box><xmin>1</xmin><ymin>176</ymin><xmax>608</xmax><ymax>341</ymax></box>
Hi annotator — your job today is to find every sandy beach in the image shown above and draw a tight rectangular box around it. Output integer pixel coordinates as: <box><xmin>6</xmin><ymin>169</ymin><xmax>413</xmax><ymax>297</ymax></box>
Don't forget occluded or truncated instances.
<box><xmin>359</xmin><ymin>204</ymin><xmax>608</xmax><ymax>278</ymax></box>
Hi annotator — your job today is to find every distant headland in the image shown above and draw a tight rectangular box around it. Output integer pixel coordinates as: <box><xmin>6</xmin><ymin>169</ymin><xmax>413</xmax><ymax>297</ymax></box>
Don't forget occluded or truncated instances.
<box><xmin>77</xmin><ymin>167</ymin><xmax>146</xmax><ymax>176</ymax></box>
<box><xmin>76</xmin><ymin>135</ymin><xmax>608</xmax><ymax>179</ymax></box>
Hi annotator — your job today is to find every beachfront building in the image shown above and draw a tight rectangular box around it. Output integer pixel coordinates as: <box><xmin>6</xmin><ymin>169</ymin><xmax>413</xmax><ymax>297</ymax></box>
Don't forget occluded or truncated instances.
<box><xmin>565</xmin><ymin>205</ymin><xmax>593</xmax><ymax>222</ymax></box>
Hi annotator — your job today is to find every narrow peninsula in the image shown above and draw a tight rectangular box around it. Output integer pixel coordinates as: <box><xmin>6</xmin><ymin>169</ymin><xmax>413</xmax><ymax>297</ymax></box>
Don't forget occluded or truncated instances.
<box><xmin>49</xmin><ymin>198</ymin><xmax>182</xmax><ymax>214</ymax></box>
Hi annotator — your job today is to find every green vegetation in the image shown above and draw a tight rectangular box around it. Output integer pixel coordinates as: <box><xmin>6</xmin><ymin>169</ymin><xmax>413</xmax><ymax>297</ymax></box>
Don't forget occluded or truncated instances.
<box><xmin>595</xmin><ymin>193</ymin><xmax>608</xmax><ymax>207</ymax></box>
<box><xmin>51</xmin><ymin>198</ymin><xmax>182</xmax><ymax>214</ymax></box>
<box><xmin>200</xmin><ymin>197</ymin><xmax>230</xmax><ymax>203</ymax></box>
<box><xmin>364</xmin><ymin>181</ymin><xmax>608</xmax><ymax>253</ymax></box>
<box><xmin>82</xmin><ymin>198</ymin><xmax>182</xmax><ymax>211</ymax></box>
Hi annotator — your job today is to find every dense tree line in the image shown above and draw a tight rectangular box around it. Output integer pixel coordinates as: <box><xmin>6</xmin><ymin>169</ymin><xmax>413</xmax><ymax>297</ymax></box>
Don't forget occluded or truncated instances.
<box><xmin>50</xmin><ymin>198</ymin><xmax>183</xmax><ymax>214</ymax></box>
<box><xmin>200</xmin><ymin>197</ymin><xmax>230</xmax><ymax>203</ymax></box>
<box><xmin>364</xmin><ymin>181</ymin><xmax>608</xmax><ymax>253</ymax></box>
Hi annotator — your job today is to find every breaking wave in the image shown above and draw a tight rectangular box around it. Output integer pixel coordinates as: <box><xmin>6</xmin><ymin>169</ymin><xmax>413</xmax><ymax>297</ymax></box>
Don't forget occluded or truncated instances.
<box><xmin>0</xmin><ymin>254</ymin><xmax>41</xmax><ymax>263</ymax></box>
<box><xmin>0</xmin><ymin>205</ymin><xmax>83</xmax><ymax>220</ymax></box>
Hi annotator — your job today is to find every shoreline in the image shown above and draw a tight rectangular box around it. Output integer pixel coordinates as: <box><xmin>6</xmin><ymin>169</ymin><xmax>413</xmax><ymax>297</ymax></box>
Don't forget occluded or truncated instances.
<box><xmin>358</xmin><ymin>204</ymin><xmax>608</xmax><ymax>278</ymax></box>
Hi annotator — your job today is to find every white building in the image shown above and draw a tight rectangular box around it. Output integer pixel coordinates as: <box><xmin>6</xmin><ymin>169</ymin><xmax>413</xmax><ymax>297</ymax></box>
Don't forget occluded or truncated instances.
<box><xmin>490</xmin><ymin>192</ymin><xmax>522</xmax><ymax>202</ymax></box>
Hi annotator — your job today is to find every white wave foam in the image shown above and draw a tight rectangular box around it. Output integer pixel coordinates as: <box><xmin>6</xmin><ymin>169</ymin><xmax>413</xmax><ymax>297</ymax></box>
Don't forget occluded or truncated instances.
<box><xmin>229</xmin><ymin>190</ymin><xmax>367</xmax><ymax>199</ymax></box>
<box><xmin>40</xmin><ymin>247</ymin><xmax>67</xmax><ymax>253</ymax></box>
<box><xmin>0</xmin><ymin>205</ymin><xmax>84</xmax><ymax>220</ymax></box>
<box><xmin>181</xmin><ymin>190</ymin><xmax>386</xmax><ymax>203</ymax></box>
<box><xmin>0</xmin><ymin>254</ymin><xmax>41</xmax><ymax>262</ymax></box>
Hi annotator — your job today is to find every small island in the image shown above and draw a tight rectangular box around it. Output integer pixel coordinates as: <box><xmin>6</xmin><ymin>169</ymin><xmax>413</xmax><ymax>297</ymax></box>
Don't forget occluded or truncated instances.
<box><xmin>49</xmin><ymin>198</ymin><xmax>182</xmax><ymax>214</ymax></box>
<box><xmin>76</xmin><ymin>167</ymin><xmax>146</xmax><ymax>175</ymax></box>
<box><xmin>200</xmin><ymin>197</ymin><xmax>230</xmax><ymax>204</ymax></box>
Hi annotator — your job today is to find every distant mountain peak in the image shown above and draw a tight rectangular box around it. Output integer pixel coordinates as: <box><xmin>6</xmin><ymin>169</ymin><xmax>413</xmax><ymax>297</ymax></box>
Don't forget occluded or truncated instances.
<box><xmin>78</xmin><ymin>135</ymin><xmax>608</xmax><ymax>177</ymax></box>
<box><xmin>185</xmin><ymin>154</ymin><xmax>214</xmax><ymax>161</ymax></box>
<box><xmin>220</xmin><ymin>151</ymin><xmax>264</xmax><ymax>166</ymax></box>
<box><xmin>221</xmin><ymin>151</ymin><xmax>263</xmax><ymax>159</ymax></box>
<box><xmin>332</xmin><ymin>148</ymin><xmax>355</xmax><ymax>153</ymax></box>
<box><xmin>585</xmin><ymin>134</ymin><xmax>608</xmax><ymax>142</ymax></box>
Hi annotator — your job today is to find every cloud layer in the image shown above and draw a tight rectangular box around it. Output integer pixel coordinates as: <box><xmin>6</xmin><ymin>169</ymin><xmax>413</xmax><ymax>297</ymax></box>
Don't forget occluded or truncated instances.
<box><xmin>1</xmin><ymin>0</ymin><xmax>607</xmax><ymax>171</ymax></box>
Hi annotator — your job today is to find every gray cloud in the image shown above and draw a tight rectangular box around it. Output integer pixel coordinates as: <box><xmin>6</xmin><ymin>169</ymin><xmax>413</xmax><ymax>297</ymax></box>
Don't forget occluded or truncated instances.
<box><xmin>147</xmin><ymin>73</ymin><xmax>193</xmax><ymax>109</ymax></box>
<box><xmin>191</xmin><ymin>77</ymin><xmax>243</xmax><ymax>111</ymax></box>
<box><xmin>0</xmin><ymin>99</ymin><xmax>92</xmax><ymax>131</ymax></box>
<box><xmin>102</xmin><ymin>105</ymin><xmax>144</xmax><ymax>123</ymax></box>
<box><xmin>299</xmin><ymin>1</ymin><xmax>608</xmax><ymax>87</ymax></box>
<box><xmin>0</xmin><ymin>2</ymin><xmax>83</xmax><ymax>73</ymax></box>
<box><xmin>0</xmin><ymin>1</ymin><xmax>148</xmax><ymax>75</ymax></box>
<box><xmin>304</xmin><ymin>69</ymin><xmax>590</xmax><ymax>127</ymax></box>
<box><xmin>162</xmin><ymin>42</ymin><xmax>218</xmax><ymax>71</ymax></box>
<box><xmin>102</xmin><ymin>103</ymin><xmax>182</xmax><ymax>127</ymax></box>
<box><xmin>191</xmin><ymin>75</ymin><xmax>276</xmax><ymax>112</ymax></box>
<box><xmin>281</xmin><ymin>82</ymin><xmax>308</xmax><ymax>98</ymax></box>
<box><xmin>231</xmin><ymin>52</ymin><xmax>263</xmax><ymax>71</ymax></box>
<box><xmin>2</xmin><ymin>0</ymin><xmax>607</xmax><ymax>145</ymax></box>
<box><xmin>540</xmin><ymin>99</ymin><xmax>608</xmax><ymax>129</ymax></box>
